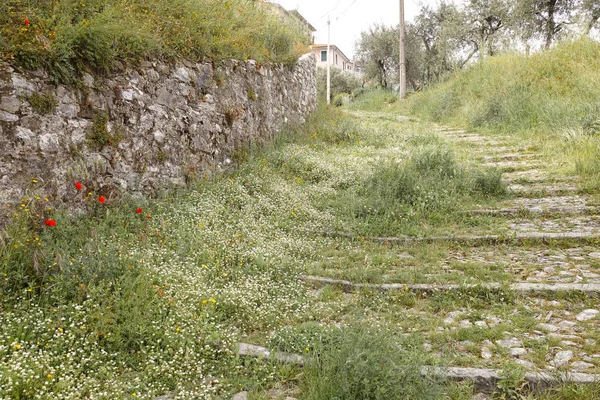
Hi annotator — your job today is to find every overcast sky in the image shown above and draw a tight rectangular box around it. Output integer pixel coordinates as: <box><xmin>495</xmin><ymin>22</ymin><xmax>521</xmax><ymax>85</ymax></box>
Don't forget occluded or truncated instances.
<box><xmin>273</xmin><ymin>0</ymin><xmax>450</xmax><ymax>59</ymax></box>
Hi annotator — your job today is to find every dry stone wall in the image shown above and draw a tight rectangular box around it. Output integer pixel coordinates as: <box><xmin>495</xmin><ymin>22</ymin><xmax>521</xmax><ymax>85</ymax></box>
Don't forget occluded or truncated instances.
<box><xmin>0</xmin><ymin>53</ymin><xmax>316</xmax><ymax>217</ymax></box>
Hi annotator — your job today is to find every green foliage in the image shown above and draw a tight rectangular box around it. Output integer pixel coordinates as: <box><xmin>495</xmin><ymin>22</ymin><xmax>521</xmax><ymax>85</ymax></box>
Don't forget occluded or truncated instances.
<box><xmin>87</xmin><ymin>110</ymin><xmax>122</xmax><ymax>148</ymax></box>
<box><xmin>0</xmin><ymin>0</ymin><xmax>309</xmax><ymax>84</ymax></box>
<box><xmin>354</xmin><ymin>145</ymin><xmax>506</xmax><ymax>219</ymax></box>
<box><xmin>302</xmin><ymin>324</ymin><xmax>445</xmax><ymax>400</ymax></box>
<box><xmin>316</xmin><ymin>67</ymin><xmax>362</xmax><ymax>101</ymax></box>
<box><xmin>332</xmin><ymin>93</ymin><xmax>348</xmax><ymax>107</ymax></box>
<box><xmin>28</xmin><ymin>92</ymin><xmax>57</xmax><ymax>115</ymax></box>
<box><xmin>409</xmin><ymin>38</ymin><xmax>600</xmax><ymax>178</ymax></box>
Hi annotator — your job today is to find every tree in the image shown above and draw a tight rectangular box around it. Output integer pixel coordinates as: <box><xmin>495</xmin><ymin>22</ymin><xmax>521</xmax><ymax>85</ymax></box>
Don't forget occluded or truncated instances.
<box><xmin>355</xmin><ymin>24</ymin><xmax>399</xmax><ymax>88</ymax></box>
<box><xmin>465</xmin><ymin>0</ymin><xmax>511</xmax><ymax>58</ymax></box>
<box><xmin>513</xmin><ymin>0</ymin><xmax>582</xmax><ymax>49</ymax></box>
<box><xmin>582</xmin><ymin>0</ymin><xmax>600</xmax><ymax>35</ymax></box>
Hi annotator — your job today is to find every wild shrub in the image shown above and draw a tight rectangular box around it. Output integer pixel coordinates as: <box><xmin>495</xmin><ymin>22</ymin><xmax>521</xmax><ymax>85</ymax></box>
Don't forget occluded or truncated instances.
<box><xmin>317</xmin><ymin>67</ymin><xmax>362</xmax><ymax>101</ymax></box>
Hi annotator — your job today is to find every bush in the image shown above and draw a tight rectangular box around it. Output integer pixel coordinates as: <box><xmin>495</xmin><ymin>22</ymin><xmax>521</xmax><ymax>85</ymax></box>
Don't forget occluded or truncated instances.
<box><xmin>317</xmin><ymin>67</ymin><xmax>362</xmax><ymax>101</ymax></box>
<box><xmin>332</xmin><ymin>93</ymin><xmax>349</xmax><ymax>107</ymax></box>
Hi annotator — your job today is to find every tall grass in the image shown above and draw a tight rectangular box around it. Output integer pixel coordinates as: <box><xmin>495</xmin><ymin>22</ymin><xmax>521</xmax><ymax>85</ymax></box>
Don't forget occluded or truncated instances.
<box><xmin>407</xmin><ymin>38</ymin><xmax>600</xmax><ymax>181</ymax></box>
<box><xmin>302</xmin><ymin>324</ymin><xmax>446</xmax><ymax>400</ymax></box>
<box><xmin>0</xmin><ymin>0</ymin><xmax>309</xmax><ymax>83</ymax></box>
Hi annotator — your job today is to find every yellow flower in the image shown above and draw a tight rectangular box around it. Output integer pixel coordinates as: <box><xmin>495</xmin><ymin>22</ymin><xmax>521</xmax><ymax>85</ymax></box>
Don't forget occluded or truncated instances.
<box><xmin>210</xmin><ymin>297</ymin><xmax>216</xmax><ymax>303</ymax></box>
<box><xmin>175</xmin><ymin>327</ymin><xmax>181</xmax><ymax>332</ymax></box>
<box><xmin>32</xmin><ymin>179</ymin><xmax>38</xmax><ymax>183</ymax></box>
<box><xmin>14</xmin><ymin>344</ymin><xmax>20</xmax><ymax>350</ymax></box>
<box><xmin>47</xmin><ymin>374</ymin><xmax>52</xmax><ymax>379</ymax></box>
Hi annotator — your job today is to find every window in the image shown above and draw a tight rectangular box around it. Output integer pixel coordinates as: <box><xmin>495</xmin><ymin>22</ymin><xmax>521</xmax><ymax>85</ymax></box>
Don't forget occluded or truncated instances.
<box><xmin>321</xmin><ymin>51</ymin><xmax>327</xmax><ymax>62</ymax></box>
<box><xmin>335</xmin><ymin>54</ymin><xmax>338</xmax><ymax>65</ymax></box>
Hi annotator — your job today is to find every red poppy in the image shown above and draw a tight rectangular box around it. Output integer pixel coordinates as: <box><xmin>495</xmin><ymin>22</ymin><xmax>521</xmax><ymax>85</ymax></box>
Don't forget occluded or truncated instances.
<box><xmin>75</xmin><ymin>181</ymin><xmax>83</xmax><ymax>190</ymax></box>
<box><xmin>146</xmin><ymin>215</ymin><xmax>151</xmax><ymax>219</ymax></box>
<box><xmin>45</xmin><ymin>219</ymin><xmax>56</xmax><ymax>227</ymax></box>
<box><xmin>24</xmin><ymin>19</ymin><xmax>30</xmax><ymax>26</ymax></box>
<box><xmin>136</xmin><ymin>208</ymin><xmax>143</xmax><ymax>214</ymax></box>
<box><xmin>98</xmin><ymin>196</ymin><xmax>106</xmax><ymax>204</ymax></box>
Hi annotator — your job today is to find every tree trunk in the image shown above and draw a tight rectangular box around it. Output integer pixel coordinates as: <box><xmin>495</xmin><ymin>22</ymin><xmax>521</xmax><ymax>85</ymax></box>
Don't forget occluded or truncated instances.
<box><xmin>545</xmin><ymin>0</ymin><xmax>557</xmax><ymax>49</ymax></box>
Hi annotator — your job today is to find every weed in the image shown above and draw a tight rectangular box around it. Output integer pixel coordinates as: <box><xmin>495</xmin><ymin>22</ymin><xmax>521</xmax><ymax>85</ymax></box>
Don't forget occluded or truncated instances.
<box><xmin>0</xmin><ymin>0</ymin><xmax>309</xmax><ymax>84</ymax></box>
<box><xmin>224</xmin><ymin>104</ymin><xmax>244</xmax><ymax>127</ymax></box>
<box><xmin>302</xmin><ymin>324</ymin><xmax>445</xmax><ymax>400</ymax></box>
<box><xmin>87</xmin><ymin>110</ymin><xmax>123</xmax><ymax>148</ymax></box>
<box><xmin>247</xmin><ymin>87</ymin><xmax>257</xmax><ymax>101</ymax></box>
<box><xmin>28</xmin><ymin>92</ymin><xmax>57</xmax><ymax>115</ymax></box>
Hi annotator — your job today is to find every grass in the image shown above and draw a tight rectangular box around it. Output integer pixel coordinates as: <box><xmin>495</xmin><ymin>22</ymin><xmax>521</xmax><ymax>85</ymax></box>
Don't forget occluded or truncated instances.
<box><xmin>2</xmin><ymin>100</ymin><xmax>599</xmax><ymax>398</ymax></box>
<box><xmin>403</xmin><ymin>38</ymin><xmax>600</xmax><ymax>190</ymax></box>
<box><xmin>0</xmin><ymin>0</ymin><xmax>309</xmax><ymax>84</ymax></box>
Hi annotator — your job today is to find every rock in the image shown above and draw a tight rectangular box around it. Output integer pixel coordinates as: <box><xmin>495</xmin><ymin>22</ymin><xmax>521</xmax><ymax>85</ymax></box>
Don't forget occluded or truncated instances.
<box><xmin>515</xmin><ymin>359</ymin><xmax>536</xmax><ymax>369</ymax></box>
<box><xmin>496</xmin><ymin>337</ymin><xmax>523</xmax><ymax>348</ymax></box>
<box><xmin>0</xmin><ymin>96</ymin><xmax>21</xmax><ymax>114</ymax></box>
<box><xmin>153</xmin><ymin>130</ymin><xmax>166</xmax><ymax>144</ymax></box>
<box><xmin>472</xmin><ymin>394</ymin><xmax>491</xmax><ymax>400</ymax></box>
<box><xmin>537</xmin><ymin>323</ymin><xmax>559</xmax><ymax>332</ymax></box>
<box><xmin>576</xmin><ymin>309</ymin><xmax>599</xmax><ymax>322</ymax></box>
<box><xmin>558</xmin><ymin>320</ymin><xmax>577</xmax><ymax>329</ymax></box>
<box><xmin>481</xmin><ymin>347</ymin><xmax>493</xmax><ymax>360</ymax></box>
<box><xmin>232</xmin><ymin>392</ymin><xmax>248</xmax><ymax>400</ymax></box>
<box><xmin>474</xmin><ymin>320</ymin><xmax>487</xmax><ymax>328</ymax></box>
<box><xmin>588</xmin><ymin>252</ymin><xmax>600</xmax><ymax>259</ymax></box>
<box><xmin>585</xmin><ymin>339</ymin><xmax>597</xmax><ymax>346</ymax></box>
<box><xmin>551</xmin><ymin>350</ymin><xmax>573</xmax><ymax>367</ymax></box>
<box><xmin>510</xmin><ymin>348</ymin><xmax>527</xmax><ymax>358</ymax></box>
<box><xmin>122</xmin><ymin>89</ymin><xmax>135</xmax><ymax>101</ymax></box>
<box><xmin>173</xmin><ymin>67</ymin><xmax>191</xmax><ymax>83</ymax></box>
<box><xmin>15</xmin><ymin>126</ymin><xmax>35</xmax><ymax>143</ymax></box>
<box><xmin>0</xmin><ymin>110</ymin><xmax>19</xmax><ymax>122</ymax></box>
<box><xmin>459</xmin><ymin>319</ymin><xmax>473</xmax><ymax>328</ymax></box>
<box><xmin>11</xmin><ymin>74</ymin><xmax>36</xmax><ymax>96</ymax></box>
<box><xmin>571</xmin><ymin>361</ymin><xmax>594</xmax><ymax>370</ymax></box>
<box><xmin>423</xmin><ymin>342</ymin><xmax>432</xmax><ymax>352</ymax></box>
<box><xmin>39</xmin><ymin>134</ymin><xmax>60</xmax><ymax>152</ymax></box>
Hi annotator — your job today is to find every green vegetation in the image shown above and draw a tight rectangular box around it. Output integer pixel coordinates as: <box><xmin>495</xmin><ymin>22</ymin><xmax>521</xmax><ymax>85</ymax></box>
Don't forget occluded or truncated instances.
<box><xmin>301</xmin><ymin>324</ymin><xmax>447</xmax><ymax>400</ymax></box>
<box><xmin>28</xmin><ymin>92</ymin><xmax>57</xmax><ymax>115</ymax></box>
<box><xmin>317</xmin><ymin>66</ymin><xmax>362</xmax><ymax>103</ymax></box>
<box><xmin>408</xmin><ymin>38</ymin><xmax>600</xmax><ymax>185</ymax></box>
<box><xmin>0</xmin><ymin>0</ymin><xmax>309</xmax><ymax>84</ymax></box>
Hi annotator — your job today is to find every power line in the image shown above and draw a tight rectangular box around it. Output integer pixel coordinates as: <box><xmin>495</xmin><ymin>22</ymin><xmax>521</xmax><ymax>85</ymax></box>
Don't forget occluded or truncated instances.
<box><xmin>336</xmin><ymin>0</ymin><xmax>361</xmax><ymax>20</ymax></box>
<box><xmin>314</xmin><ymin>0</ymin><xmax>345</xmax><ymax>23</ymax></box>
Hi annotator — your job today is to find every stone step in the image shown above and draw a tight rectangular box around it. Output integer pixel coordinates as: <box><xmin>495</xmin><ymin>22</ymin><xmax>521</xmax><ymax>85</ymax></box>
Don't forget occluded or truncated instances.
<box><xmin>482</xmin><ymin>153</ymin><xmax>542</xmax><ymax>162</ymax></box>
<box><xmin>299</xmin><ymin>275</ymin><xmax>600</xmax><ymax>295</ymax></box>
<box><xmin>508</xmin><ymin>183</ymin><xmax>580</xmax><ymax>196</ymax></box>
<box><xmin>469</xmin><ymin>205</ymin><xmax>598</xmax><ymax>216</ymax></box>
<box><xmin>237</xmin><ymin>343</ymin><xmax>600</xmax><ymax>394</ymax></box>
<box><xmin>308</xmin><ymin>230</ymin><xmax>600</xmax><ymax>247</ymax></box>
<box><xmin>503</xmin><ymin>170</ymin><xmax>579</xmax><ymax>183</ymax></box>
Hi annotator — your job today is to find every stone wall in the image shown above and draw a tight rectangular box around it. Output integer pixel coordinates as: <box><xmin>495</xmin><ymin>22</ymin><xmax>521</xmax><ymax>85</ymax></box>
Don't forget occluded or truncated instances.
<box><xmin>0</xmin><ymin>54</ymin><xmax>316</xmax><ymax>216</ymax></box>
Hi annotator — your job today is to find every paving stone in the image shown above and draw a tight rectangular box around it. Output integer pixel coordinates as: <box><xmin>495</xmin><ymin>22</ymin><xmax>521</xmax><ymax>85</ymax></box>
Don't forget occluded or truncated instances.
<box><xmin>459</xmin><ymin>319</ymin><xmax>473</xmax><ymax>328</ymax></box>
<box><xmin>232</xmin><ymin>392</ymin><xmax>248</xmax><ymax>400</ymax></box>
<box><xmin>551</xmin><ymin>350</ymin><xmax>574</xmax><ymax>368</ymax></box>
<box><xmin>481</xmin><ymin>347</ymin><xmax>493</xmax><ymax>360</ymax></box>
<box><xmin>576</xmin><ymin>309</ymin><xmax>599</xmax><ymax>322</ymax></box>
<box><xmin>496</xmin><ymin>337</ymin><xmax>523</xmax><ymax>348</ymax></box>
<box><xmin>558</xmin><ymin>320</ymin><xmax>577</xmax><ymax>329</ymax></box>
<box><xmin>572</xmin><ymin>361</ymin><xmax>595</xmax><ymax>370</ymax></box>
<box><xmin>510</xmin><ymin>348</ymin><xmax>528</xmax><ymax>358</ymax></box>
<box><xmin>537</xmin><ymin>323</ymin><xmax>559</xmax><ymax>332</ymax></box>
<box><xmin>514</xmin><ymin>359</ymin><xmax>536</xmax><ymax>369</ymax></box>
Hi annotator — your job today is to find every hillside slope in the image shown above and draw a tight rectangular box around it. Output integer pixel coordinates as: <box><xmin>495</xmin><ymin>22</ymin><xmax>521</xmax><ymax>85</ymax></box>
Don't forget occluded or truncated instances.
<box><xmin>408</xmin><ymin>38</ymin><xmax>600</xmax><ymax>185</ymax></box>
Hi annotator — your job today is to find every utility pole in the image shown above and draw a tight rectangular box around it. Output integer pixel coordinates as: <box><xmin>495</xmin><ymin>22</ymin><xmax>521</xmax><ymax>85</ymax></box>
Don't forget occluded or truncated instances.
<box><xmin>327</xmin><ymin>16</ymin><xmax>331</xmax><ymax>105</ymax></box>
<box><xmin>399</xmin><ymin>0</ymin><xmax>406</xmax><ymax>99</ymax></box>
